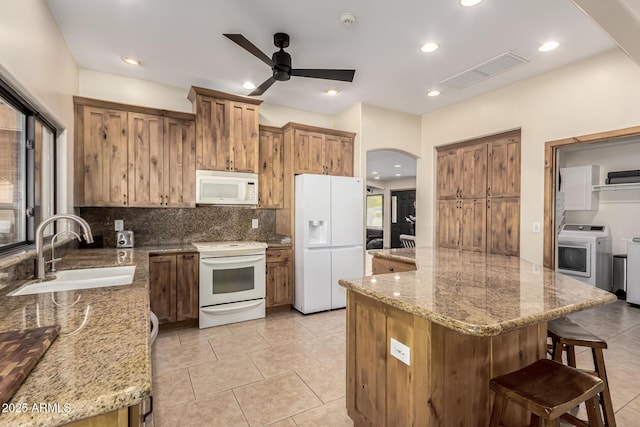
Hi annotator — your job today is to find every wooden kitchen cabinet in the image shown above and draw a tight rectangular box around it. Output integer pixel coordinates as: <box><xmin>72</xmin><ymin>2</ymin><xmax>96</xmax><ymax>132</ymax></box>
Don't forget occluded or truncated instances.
<box><xmin>188</xmin><ymin>86</ymin><xmax>262</xmax><ymax>172</ymax></box>
<box><xmin>435</xmin><ymin>130</ymin><xmax>520</xmax><ymax>255</ymax></box>
<box><xmin>371</xmin><ymin>256</ymin><xmax>416</xmax><ymax>275</ymax></box>
<box><xmin>265</xmin><ymin>248</ymin><xmax>294</xmax><ymax>309</ymax></box>
<box><xmin>258</xmin><ymin>126</ymin><xmax>285</xmax><ymax>208</ymax></box>
<box><xmin>487</xmin><ymin>197</ymin><xmax>520</xmax><ymax>256</ymax></box>
<box><xmin>488</xmin><ymin>135</ymin><xmax>521</xmax><ymax>198</ymax></box>
<box><xmin>149</xmin><ymin>252</ymin><xmax>199</xmax><ymax>325</ymax></box>
<box><xmin>287</xmin><ymin>123</ymin><xmax>356</xmax><ymax>176</ymax></box>
<box><xmin>74</xmin><ymin>97</ymin><xmax>196</xmax><ymax>208</ymax></box>
<box><xmin>77</xmin><ymin>106</ymin><xmax>129</xmax><ymax>207</ymax></box>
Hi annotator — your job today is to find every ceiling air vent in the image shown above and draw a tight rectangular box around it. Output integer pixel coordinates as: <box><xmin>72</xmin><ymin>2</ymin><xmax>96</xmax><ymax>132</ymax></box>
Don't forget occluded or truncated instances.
<box><xmin>440</xmin><ymin>51</ymin><xmax>529</xmax><ymax>89</ymax></box>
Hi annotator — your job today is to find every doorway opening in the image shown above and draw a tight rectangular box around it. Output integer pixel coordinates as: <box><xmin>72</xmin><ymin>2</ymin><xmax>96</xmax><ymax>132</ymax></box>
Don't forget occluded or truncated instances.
<box><xmin>366</xmin><ymin>150</ymin><xmax>417</xmax><ymax>249</ymax></box>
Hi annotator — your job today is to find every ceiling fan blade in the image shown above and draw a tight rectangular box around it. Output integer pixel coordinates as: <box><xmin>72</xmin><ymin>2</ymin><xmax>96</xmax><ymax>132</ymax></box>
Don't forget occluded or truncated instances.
<box><xmin>249</xmin><ymin>77</ymin><xmax>277</xmax><ymax>96</ymax></box>
<box><xmin>223</xmin><ymin>34</ymin><xmax>275</xmax><ymax>67</ymax></box>
<box><xmin>290</xmin><ymin>69</ymin><xmax>355</xmax><ymax>82</ymax></box>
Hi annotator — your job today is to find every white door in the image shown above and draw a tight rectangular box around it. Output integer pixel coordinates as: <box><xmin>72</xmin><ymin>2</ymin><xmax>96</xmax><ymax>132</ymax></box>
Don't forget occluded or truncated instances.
<box><xmin>295</xmin><ymin>248</ymin><xmax>332</xmax><ymax>313</ymax></box>
<box><xmin>296</xmin><ymin>174</ymin><xmax>331</xmax><ymax>248</ymax></box>
<box><xmin>331</xmin><ymin>176</ymin><xmax>364</xmax><ymax>247</ymax></box>
<box><xmin>331</xmin><ymin>246</ymin><xmax>364</xmax><ymax>309</ymax></box>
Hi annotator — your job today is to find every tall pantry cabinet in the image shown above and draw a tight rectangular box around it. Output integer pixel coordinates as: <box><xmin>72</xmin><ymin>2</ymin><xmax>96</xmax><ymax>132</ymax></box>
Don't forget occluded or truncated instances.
<box><xmin>436</xmin><ymin>130</ymin><xmax>520</xmax><ymax>256</ymax></box>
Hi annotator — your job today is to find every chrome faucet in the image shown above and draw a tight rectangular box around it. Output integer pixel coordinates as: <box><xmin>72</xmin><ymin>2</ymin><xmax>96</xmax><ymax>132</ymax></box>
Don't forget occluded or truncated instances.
<box><xmin>35</xmin><ymin>214</ymin><xmax>94</xmax><ymax>279</ymax></box>
<box><xmin>48</xmin><ymin>230</ymin><xmax>81</xmax><ymax>273</ymax></box>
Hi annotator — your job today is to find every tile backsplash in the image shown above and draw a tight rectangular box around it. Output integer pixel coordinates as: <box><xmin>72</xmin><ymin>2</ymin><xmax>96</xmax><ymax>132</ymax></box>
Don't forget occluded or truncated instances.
<box><xmin>80</xmin><ymin>206</ymin><xmax>279</xmax><ymax>247</ymax></box>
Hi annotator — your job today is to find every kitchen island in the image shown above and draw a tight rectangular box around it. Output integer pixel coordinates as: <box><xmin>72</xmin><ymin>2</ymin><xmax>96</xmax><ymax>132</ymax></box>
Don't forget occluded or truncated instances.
<box><xmin>0</xmin><ymin>245</ymin><xmax>193</xmax><ymax>427</ymax></box>
<box><xmin>339</xmin><ymin>247</ymin><xmax>616</xmax><ymax>426</ymax></box>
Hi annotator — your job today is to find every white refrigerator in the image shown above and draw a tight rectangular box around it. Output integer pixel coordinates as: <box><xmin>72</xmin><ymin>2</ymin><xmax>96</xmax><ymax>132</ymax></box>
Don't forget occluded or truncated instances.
<box><xmin>294</xmin><ymin>174</ymin><xmax>364</xmax><ymax>314</ymax></box>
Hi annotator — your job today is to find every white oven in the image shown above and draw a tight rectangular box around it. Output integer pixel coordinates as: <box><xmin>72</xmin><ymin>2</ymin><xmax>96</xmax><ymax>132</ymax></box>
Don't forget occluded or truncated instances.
<box><xmin>194</xmin><ymin>241</ymin><xmax>267</xmax><ymax>328</ymax></box>
<box><xmin>556</xmin><ymin>224</ymin><xmax>612</xmax><ymax>289</ymax></box>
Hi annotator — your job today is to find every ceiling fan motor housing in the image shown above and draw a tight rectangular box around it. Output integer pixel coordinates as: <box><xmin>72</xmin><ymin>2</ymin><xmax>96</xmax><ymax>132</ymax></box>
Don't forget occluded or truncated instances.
<box><xmin>272</xmin><ymin>50</ymin><xmax>291</xmax><ymax>81</ymax></box>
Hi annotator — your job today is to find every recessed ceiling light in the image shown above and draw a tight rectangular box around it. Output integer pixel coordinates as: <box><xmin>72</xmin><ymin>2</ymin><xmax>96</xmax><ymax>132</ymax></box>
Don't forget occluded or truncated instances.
<box><xmin>325</xmin><ymin>89</ymin><xmax>340</xmax><ymax>96</ymax></box>
<box><xmin>427</xmin><ymin>90</ymin><xmax>441</xmax><ymax>97</ymax></box>
<box><xmin>121</xmin><ymin>56</ymin><xmax>141</xmax><ymax>66</ymax></box>
<box><xmin>372</xmin><ymin>171</ymin><xmax>378</xmax><ymax>175</ymax></box>
<box><xmin>395</xmin><ymin>173</ymin><xmax>401</xmax><ymax>177</ymax></box>
<box><xmin>460</xmin><ymin>0</ymin><xmax>483</xmax><ymax>6</ymax></box>
<box><xmin>394</xmin><ymin>164</ymin><xmax>401</xmax><ymax>168</ymax></box>
<box><xmin>538</xmin><ymin>41</ymin><xmax>560</xmax><ymax>52</ymax></box>
<box><xmin>420</xmin><ymin>42</ymin><xmax>439</xmax><ymax>53</ymax></box>
<box><xmin>374</xmin><ymin>176</ymin><xmax>380</xmax><ymax>180</ymax></box>
<box><xmin>242</xmin><ymin>82</ymin><xmax>256</xmax><ymax>90</ymax></box>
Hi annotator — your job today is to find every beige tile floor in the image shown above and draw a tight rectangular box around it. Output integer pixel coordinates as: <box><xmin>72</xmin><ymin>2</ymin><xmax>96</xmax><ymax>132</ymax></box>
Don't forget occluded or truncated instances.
<box><xmin>151</xmin><ymin>300</ymin><xmax>640</xmax><ymax>426</ymax></box>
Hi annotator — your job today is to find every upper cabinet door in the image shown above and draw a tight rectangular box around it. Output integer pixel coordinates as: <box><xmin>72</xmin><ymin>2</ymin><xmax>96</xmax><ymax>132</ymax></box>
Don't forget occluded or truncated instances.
<box><xmin>258</xmin><ymin>130</ymin><xmax>284</xmax><ymax>208</ymax></box>
<box><xmin>294</xmin><ymin>130</ymin><xmax>325</xmax><ymax>174</ymax></box>
<box><xmin>488</xmin><ymin>136</ymin><xmax>521</xmax><ymax>198</ymax></box>
<box><xmin>195</xmin><ymin>96</ymin><xmax>230</xmax><ymax>171</ymax></box>
<box><xmin>325</xmin><ymin>136</ymin><xmax>354</xmax><ymax>176</ymax></box>
<box><xmin>229</xmin><ymin>102</ymin><xmax>259</xmax><ymax>172</ymax></box>
<box><xmin>436</xmin><ymin>149</ymin><xmax>461</xmax><ymax>199</ymax></box>
<box><xmin>82</xmin><ymin>107</ymin><xmax>128</xmax><ymax>207</ymax></box>
<box><xmin>164</xmin><ymin>117</ymin><xmax>196</xmax><ymax>207</ymax></box>
<box><xmin>461</xmin><ymin>144</ymin><xmax>487</xmax><ymax>199</ymax></box>
<box><xmin>127</xmin><ymin>112</ymin><xmax>164</xmax><ymax>207</ymax></box>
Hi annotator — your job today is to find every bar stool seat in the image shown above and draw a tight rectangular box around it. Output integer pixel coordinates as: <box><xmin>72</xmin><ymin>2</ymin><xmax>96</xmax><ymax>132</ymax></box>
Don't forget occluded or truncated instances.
<box><xmin>489</xmin><ymin>359</ymin><xmax>604</xmax><ymax>427</ymax></box>
<box><xmin>548</xmin><ymin>317</ymin><xmax>616</xmax><ymax>427</ymax></box>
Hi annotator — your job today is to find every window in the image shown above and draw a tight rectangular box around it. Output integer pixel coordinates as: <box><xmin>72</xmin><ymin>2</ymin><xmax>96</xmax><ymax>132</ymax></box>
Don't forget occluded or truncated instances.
<box><xmin>0</xmin><ymin>79</ymin><xmax>56</xmax><ymax>253</ymax></box>
<box><xmin>367</xmin><ymin>194</ymin><xmax>383</xmax><ymax>229</ymax></box>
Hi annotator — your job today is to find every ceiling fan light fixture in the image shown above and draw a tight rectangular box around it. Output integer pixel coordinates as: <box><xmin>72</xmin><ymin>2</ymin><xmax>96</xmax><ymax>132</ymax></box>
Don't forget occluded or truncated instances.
<box><xmin>427</xmin><ymin>90</ymin><xmax>441</xmax><ymax>97</ymax></box>
<box><xmin>460</xmin><ymin>0</ymin><xmax>483</xmax><ymax>6</ymax></box>
<box><xmin>538</xmin><ymin>41</ymin><xmax>559</xmax><ymax>52</ymax></box>
<box><xmin>341</xmin><ymin>12</ymin><xmax>357</xmax><ymax>26</ymax></box>
<box><xmin>395</xmin><ymin>173</ymin><xmax>401</xmax><ymax>177</ymax></box>
<box><xmin>325</xmin><ymin>89</ymin><xmax>340</xmax><ymax>96</ymax></box>
<box><xmin>420</xmin><ymin>42</ymin><xmax>439</xmax><ymax>53</ymax></box>
<box><xmin>242</xmin><ymin>82</ymin><xmax>256</xmax><ymax>90</ymax></box>
<box><xmin>121</xmin><ymin>56</ymin><xmax>141</xmax><ymax>66</ymax></box>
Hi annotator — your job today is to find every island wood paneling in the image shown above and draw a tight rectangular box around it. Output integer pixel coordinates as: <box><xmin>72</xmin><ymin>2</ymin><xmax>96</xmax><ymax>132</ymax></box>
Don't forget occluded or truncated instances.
<box><xmin>346</xmin><ymin>290</ymin><xmax>546</xmax><ymax>427</ymax></box>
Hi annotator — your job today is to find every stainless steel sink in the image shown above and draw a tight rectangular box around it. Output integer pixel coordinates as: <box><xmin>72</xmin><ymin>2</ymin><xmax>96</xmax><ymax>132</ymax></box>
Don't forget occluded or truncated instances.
<box><xmin>9</xmin><ymin>266</ymin><xmax>136</xmax><ymax>296</ymax></box>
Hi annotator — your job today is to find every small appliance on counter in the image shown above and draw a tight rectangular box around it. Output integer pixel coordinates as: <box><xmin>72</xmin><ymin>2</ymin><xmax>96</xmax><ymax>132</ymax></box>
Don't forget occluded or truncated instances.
<box><xmin>116</xmin><ymin>230</ymin><xmax>134</xmax><ymax>249</ymax></box>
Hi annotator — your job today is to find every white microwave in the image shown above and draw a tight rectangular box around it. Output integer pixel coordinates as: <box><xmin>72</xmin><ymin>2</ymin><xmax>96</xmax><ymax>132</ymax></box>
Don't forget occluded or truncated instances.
<box><xmin>196</xmin><ymin>170</ymin><xmax>259</xmax><ymax>205</ymax></box>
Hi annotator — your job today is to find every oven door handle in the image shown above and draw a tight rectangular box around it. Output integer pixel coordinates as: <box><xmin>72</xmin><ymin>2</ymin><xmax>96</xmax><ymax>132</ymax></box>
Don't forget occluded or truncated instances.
<box><xmin>200</xmin><ymin>299</ymin><xmax>264</xmax><ymax>314</ymax></box>
<box><xmin>200</xmin><ymin>255</ymin><xmax>265</xmax><ymax>266</ymax></box>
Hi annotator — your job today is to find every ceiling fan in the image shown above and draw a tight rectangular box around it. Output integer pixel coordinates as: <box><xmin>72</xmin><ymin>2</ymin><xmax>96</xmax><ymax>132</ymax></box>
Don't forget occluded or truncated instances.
<box><xmin>223</xmin><ymin>33</ymin><xmax>356</xmax><ymax>96</ymax></box>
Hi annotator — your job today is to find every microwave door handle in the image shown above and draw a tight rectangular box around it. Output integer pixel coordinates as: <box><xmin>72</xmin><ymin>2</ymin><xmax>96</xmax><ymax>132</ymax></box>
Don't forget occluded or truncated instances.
<box><xmin>200</xmin><ymin>299</ymin><xmax>263</xmax><ymax>314</ymax></box>
<box><xmin>200</xmin><ymin>255</ymin><xmax>265</xmax><ymax>266</ymax></box>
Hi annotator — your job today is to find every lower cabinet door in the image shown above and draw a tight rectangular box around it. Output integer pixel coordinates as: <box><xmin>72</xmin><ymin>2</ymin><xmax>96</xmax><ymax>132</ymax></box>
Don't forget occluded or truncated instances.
<box><xmin>149</xmin><ymin>255</ymin><xmax>177</xmax><ymax>324</ymax></box>
<box><xmin>176</xmin><ymin>253</ymin><xmax>199</xmax><ymax>321</ymax></box>
<box><xmin>266</xmin><ymin>261</ymin><xmax>292</xmax><ymax>307</ymax></box>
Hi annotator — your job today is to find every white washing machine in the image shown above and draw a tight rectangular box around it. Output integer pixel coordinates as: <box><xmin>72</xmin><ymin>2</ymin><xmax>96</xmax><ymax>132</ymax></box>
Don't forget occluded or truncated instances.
<box><xmin>556</xmin><ymin>224</ymin><xmax>612</xmax><ymax>290</ymax></box>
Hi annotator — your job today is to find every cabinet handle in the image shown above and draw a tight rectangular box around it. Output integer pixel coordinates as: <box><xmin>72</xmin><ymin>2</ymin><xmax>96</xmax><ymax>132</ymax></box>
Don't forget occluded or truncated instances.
<box><xmin>229</xmin><ymin>160</ymin><xmax>233</xmax><ymax>170</ymax></box>
<box><xmin>487</xmin><ymin>200</ymin><xmax>491</xmax><ymax>209</ymax></box>
<box><xmin>123</xmin><ymin>194</ymin><xmax>127</xmax><ymax>206</ymax></box>
<box><xmin>160</xmin><ymin>195</ymin><xmax>164</xmax><ymax>206</ymax></box>
<box><xmin>182</xmin><ymin>255</ymin><xmax>194</xmax><ymax>260</ymax></box>
<box><xmin>388</xmin><ymin>267</ymin><xmax>394</xmax><ymax>272</ymax></box>
<box><xmin>226</xmin><ymin>159</ymin><xmax>230</xmax><ymax>170</ymax></box>
<box><xmin>165</xmin><ymin>194</ymin><xmax>168</xmax><ymax>206</ymax></box>
<box><xmin>487</xmin><ymin>187</ymin><xmax>491</xmax><ymax>197</ymax></box>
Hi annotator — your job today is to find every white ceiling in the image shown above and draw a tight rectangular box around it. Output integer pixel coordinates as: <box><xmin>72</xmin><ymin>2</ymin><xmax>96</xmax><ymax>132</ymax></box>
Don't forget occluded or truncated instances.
<box><xmin>47</xmin><ymin>0</ymin><xmax>616</xmax><ymax>116</ymax></box>
<box><xmin>367</xmin><ymin>151</ymin><xmax>417</xmax><ymax>181</ymax></box>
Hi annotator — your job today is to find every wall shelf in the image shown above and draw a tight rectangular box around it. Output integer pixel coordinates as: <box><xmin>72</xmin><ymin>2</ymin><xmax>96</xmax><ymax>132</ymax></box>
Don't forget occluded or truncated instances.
<box><xmin>592</xmin><ymin>182</ymin><xmax>640</xmax><ymax>192</ymax></box>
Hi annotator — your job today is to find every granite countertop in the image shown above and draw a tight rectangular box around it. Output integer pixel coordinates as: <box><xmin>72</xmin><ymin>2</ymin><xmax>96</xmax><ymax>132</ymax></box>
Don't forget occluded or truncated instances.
<box><xmin>0</xmin><ymin>244</ymin><xmax>195</xmax><ymax>427</ymax></box>
<box><xmin>340</xmin><ymin>247</ymin><xmax>616</xmax><ymax>337</ymax></box>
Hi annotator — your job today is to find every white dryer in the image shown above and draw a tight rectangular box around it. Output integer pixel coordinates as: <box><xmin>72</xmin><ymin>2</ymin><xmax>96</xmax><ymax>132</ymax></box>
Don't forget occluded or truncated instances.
<box><xmin>556</xmin><ymin>224</ymin><xmax>612</xmax><ymax>290</ymax></box>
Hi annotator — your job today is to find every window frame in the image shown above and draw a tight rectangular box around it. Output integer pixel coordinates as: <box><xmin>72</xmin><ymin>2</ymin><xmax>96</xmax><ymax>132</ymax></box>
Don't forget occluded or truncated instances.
<box><xmin>0</xmin><ymin>77</ymin><xmax>57</xmax><ymax>254</ymax></box>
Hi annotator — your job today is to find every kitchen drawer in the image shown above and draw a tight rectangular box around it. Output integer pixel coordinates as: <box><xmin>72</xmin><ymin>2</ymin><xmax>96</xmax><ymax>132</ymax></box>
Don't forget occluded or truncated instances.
<box><xmin>371</xmin><ymin>256</ymin><xmax>416</xmax><ymax>275</ymax></box>
<box><xmin>266</xmin><ymin>248</ymin><xmax>292</xmax><ymax>263</ymax></box>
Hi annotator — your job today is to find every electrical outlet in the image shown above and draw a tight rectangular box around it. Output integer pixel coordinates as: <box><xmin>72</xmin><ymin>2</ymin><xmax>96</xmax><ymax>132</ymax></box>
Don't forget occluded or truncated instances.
<box><xmin>252</xmin><ymin>219</ymin><xmax>259</xmax><ymax>229</ymax></box>
<box><xmin>114</xmin><ymin>220</ymin><xmax>124</xmax><ymax>231</ymax></box>
<box><xmin>532</xmin><ymin>222</ymin><xmax>541</xmax><ymax>233</ymax></box>
<box><xmin>390</xmin><ymin>338</ymin><xmax>410</xmax><ymax>366</ymax></box>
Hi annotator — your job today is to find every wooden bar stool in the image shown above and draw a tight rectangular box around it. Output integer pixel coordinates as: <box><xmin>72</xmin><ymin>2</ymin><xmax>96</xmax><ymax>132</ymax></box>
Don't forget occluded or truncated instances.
<box><xmin>489</xmin><ymin>359</ymin><xmax>604</xmax><ymax>427</ymax></box>
<box><xmin>548</xmin><ymin>317</ymin><xmax>616</xmax><ymax>427</ymax></box>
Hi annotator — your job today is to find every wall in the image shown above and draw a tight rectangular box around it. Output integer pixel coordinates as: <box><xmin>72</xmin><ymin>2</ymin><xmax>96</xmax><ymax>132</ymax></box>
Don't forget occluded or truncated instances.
<box><xmin>367</xmin><ymin>177</ymin><xmax>417</xmax><ymax>248</ymax></box>
<box><xmin>0</xmin><ymin>0</ymin><xmax>79</xmax><ymax>213</ymax></box>
<box><xmin>420</xmin><ymin>48</ymin><xmax>640</xmax><ymax>264</ymax></box>
<box><xmin>561</xmin><ymin>140</ymin><xmax>640</xmax><ymax>254</ymax></box>
<box><xmin>259</xmin><ymin>103</ymin><xmax>334</xmax><ymax>129</ymax></box>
